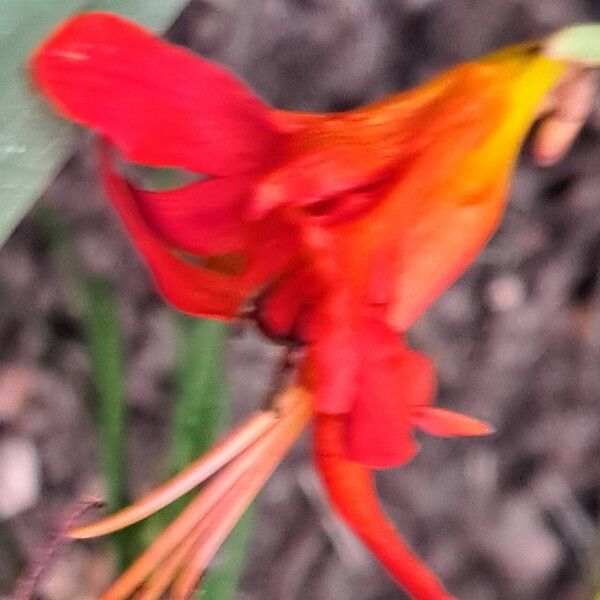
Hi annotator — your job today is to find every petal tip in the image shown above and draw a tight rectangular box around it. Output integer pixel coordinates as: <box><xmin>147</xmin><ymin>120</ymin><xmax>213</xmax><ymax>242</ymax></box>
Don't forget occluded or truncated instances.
<box><xmin>411</xmin><ymin>406</ymin><xmax>495</xmax><ymax>438</ymax></box>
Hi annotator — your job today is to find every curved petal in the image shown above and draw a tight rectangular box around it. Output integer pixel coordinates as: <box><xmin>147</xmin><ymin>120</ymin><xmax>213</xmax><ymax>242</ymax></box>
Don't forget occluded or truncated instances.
<box><xmin>269</xmin><ymin>109</ymin><xmax>324</xmax><ymax>133</ymax></box>
<box><xmin>315</xmin><ymin>415</ymin><xmax>456</xmax><ymax>600</ymax></box>
<box><xmin>98</xmin><ymin>140</ymin><xmax>250</xmax><ymax>318</ymax></box>
<box><xmin>133</xmin><ymin>175</ymin><xmax>251</xmax><ymax>255</ymax></box>
<box><xmin>31</xmin><ymin>12</ymin><xmax>280</xmax><ymax>175</ymax></box>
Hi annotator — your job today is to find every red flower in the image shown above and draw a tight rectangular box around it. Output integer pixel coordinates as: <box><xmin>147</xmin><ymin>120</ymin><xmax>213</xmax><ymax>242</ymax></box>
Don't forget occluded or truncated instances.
<box><xmin>30</xmin><ymin>12</ymin><xmax>597</xmax><ymax>600</ymax></box>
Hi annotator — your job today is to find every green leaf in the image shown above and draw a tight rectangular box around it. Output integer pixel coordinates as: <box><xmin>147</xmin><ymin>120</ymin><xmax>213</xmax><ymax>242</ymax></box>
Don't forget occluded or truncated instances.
<box><xmin>544</xmin><ymin>23</ymin><xmax>600</xmax><ymax>66</ymax></box>
<box><xmin>0</xmin><ymin>0</ymin><xmax>190</xmax><ymax>247</ymax></box>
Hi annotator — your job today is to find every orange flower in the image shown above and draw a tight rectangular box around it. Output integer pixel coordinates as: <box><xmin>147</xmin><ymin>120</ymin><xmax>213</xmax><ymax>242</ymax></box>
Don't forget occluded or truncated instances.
<box><xmin>30</xmin><ymin>13</ymin><xmax>597</xmax><ymax>600</ymax></box>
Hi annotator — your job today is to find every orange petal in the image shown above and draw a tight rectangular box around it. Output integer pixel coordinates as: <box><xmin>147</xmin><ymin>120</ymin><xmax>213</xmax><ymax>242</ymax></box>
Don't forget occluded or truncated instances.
<box><xmin>411</xmin><ymin>406</ymin><xmax>494</xmax><ymax>437</ymax></box>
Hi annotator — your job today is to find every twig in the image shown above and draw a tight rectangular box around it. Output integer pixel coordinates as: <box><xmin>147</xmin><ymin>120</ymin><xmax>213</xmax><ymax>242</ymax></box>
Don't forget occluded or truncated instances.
<box><xmin>12</xmin><ymin>497</ymin><xmax>104</xmax><ymax>600</ymax></box>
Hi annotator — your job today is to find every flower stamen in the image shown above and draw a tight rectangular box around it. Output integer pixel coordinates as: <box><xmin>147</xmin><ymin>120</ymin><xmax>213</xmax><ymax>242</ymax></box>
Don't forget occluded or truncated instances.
<box><xmin>69</xmin><ymin>411</ymin><xmax>277</xmax><ymax>539</ymax></box>
<box><xmin>72</xmin><ymin>386</ymin><xmax>311</xmax><ymax>600</ymax></box>
<box><xmin>171</xmin><ymin>392</ymin><xmax>311</xmax><ymax>598</ymax></box>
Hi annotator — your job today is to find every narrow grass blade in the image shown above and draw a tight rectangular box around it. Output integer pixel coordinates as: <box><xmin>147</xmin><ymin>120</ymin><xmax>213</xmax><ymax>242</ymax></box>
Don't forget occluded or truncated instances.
<box><xmin>161</xmin><ymin>315</ymin><xmax>254</xmax><ymax>599</ymax></box>
<box><xmin>170</xmin><ymin>317</ymin><xmax>229</xmax><ymax>471</ymax></box>
<box><xmin>82</xmin><ymin>276</ymin><xmax>138</xmax><ymax>570</ymax></box>
<box><xmin>199</xmin><ymin>502</ymin><xmax>254</xmax><ymax>600</ymax></box>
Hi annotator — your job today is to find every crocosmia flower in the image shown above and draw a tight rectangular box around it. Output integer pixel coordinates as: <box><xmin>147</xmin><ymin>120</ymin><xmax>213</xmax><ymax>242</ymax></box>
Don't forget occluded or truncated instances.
<box><xmin>30</xmin><ymin>12</ymin><xmax>598</xmax><ymax>600</ymax></box>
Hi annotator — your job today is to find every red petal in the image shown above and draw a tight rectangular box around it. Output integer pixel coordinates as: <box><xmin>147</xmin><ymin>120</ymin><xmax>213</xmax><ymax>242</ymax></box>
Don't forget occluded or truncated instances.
<box><xmin>348</xmin><ymin>340</ymin><xmax>418</xmax><ymax>468</ymax></box>
<box><xmin>255</xmin><ymin>264</ymin><xmax>325</xmax><ymax>340</ymax></box>
<box><xmin>315</xmin><ymin>415</ymin><xmax>456</xmax><ymax>600</ymax></box>
<box><xmin>311</xmin><ymin>315</ymin><xmax>436</xmax><ymax>468</ymax></box>
<box><xmin>411</xmin><ymin>406</ymin><xmax>494</xmax><ymax>437</ymax></box>
<box><xmin>31</xmin><ymin>12</ymin><xmax>280</xmax><ymax>175</ymax></box>
<box><xmin>309</xmin><ymin>294</ymin><xmax>361</xmax><ymax>415</ymax></box>
<box><xmin>347</xmin><ymin>327</ymin><xmax>430</xmax><ymax>468</ymax></box>
<box><xmin>244</xmin><ymin>213</ymin><xmax>303</xmax><ymax>290</ymax></box>
<box><xmin>98</xmin><ymin>140</ymin><xmax>250</xmax><ymax>318</ymax></box>
<box><xmin>269</xmin><ymin>109</ymin><xmax>323</xmax><ymax>133</ymax></box>
<box><xmin>251</xmin><ymin>155</ymin><xmax>392</xmax><ymax>224</ymax></box>
<box><xmin>133</xmin><ymin>175</ymin><xmax>251</xmax><ymax>255</ymax></box>
<box><xmin>348</xmin><ymin>385</ymin><xmax>419</xmax><ymax>469</ymax></box>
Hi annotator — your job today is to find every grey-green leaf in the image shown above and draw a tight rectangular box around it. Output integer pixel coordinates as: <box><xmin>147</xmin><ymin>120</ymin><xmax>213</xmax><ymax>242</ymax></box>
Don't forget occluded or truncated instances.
<box><xmin>0</xmin><ymin>0</ymin><xmax>190</xmax><ymax>247</ymax></box>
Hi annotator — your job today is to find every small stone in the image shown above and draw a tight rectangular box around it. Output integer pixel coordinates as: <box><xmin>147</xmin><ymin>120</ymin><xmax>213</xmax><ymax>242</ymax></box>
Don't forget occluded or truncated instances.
<box><xmin>0</xmin><ymin>367</ymin><xmax>32</xmax><ymax>422</ymax></box>
<box><xmin>485</xmin><ymin>496</ymin><xmax>563</xmax><ymax>592</ymax></box>
<box><xmin>486</xmin><ymin>275</ymin><xmax>526</xmax><ymax>312</ymax></box>
<box><xmin>0</xmin><ymin>437</ymin><xmax>41</xmax><ymax>520</ymax></box>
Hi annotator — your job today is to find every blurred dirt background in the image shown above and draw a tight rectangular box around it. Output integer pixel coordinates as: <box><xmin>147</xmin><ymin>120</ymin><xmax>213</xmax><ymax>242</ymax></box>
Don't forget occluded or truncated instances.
<box><xmin>3</xmin><ymin>0</ymin><xmax>600</xmax><ymax>598</ymax></box>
